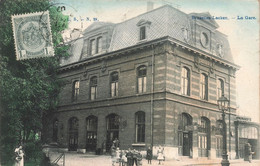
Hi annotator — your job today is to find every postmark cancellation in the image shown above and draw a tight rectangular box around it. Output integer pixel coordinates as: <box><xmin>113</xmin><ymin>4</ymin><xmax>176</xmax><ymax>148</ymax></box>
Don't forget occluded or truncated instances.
<box><xmin>12</xmin><ymin>11</ymin><xmax>54</xmax><ymax>60</ymax></box>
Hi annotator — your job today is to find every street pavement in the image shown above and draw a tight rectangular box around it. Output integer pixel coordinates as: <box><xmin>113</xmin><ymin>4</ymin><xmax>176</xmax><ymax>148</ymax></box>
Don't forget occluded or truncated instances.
<box><xmin>48</xmin><ymin>152</ymin><xmax>260</xmax><ymax>166</ymax></box>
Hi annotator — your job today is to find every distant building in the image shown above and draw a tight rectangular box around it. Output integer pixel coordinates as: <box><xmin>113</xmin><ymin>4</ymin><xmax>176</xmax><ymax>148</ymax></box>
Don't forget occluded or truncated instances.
<box><xmin>235</xmin><ymin>116</ymin><xmax>259</xmax><ymax>159</ymax></box>
<box><xmin>43</xmin><ymin>5</ymin><xmax>259</xmax><ymax>159</ymax></box>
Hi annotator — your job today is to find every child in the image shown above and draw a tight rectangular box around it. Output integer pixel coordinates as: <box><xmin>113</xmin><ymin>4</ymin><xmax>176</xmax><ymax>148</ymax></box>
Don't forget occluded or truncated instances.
<box><xmin>146</xmin><ymin>147</ymin><xmax>152</xmax><ymax>164</ymax></box>
<box><xmin>157</xmin><ymin>146</ymin><xmax>164</xmax><ymax>165</ymax></box>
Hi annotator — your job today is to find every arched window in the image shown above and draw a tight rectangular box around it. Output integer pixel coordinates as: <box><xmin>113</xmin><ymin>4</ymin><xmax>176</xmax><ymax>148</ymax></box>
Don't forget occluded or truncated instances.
<box><xmin>181</xmin><ymin>67</ymin><xmax>190</xmax><ymax>96</ymax></box>
<box><xmin>200</xmin><ymin>73</ymin><xmax>208</xmax><ymax>100</ymax></box>
<box><xmin>97</xmin><ymin>37</ymin><xmax>102</xmax><ymax>53</ymax></box>
<box><xmin>217</xmin><ymin>79</ymin><xmax>224</xmax><ymax>99</ymax></box>
<box><xmin>72</xmin><ymin>80</ymin><xmax>80</xmax><ymax>101</ymax></box>
<box><xmin>137</xmin><ymin>66</ymin><xmax>147</xmax><ymax>93</ymax></box>
<box><xmin>135</xmin><ymin>111</ymin><xmax>145</xmax><ymax>142</ymax></box>
<box><xmin>90</xmin><ymin>76</ymin><xmax>97</xmax><ymax>100</ymax></box>
<box><xmin>110</xmin><ymin>72</ymin><xmax>119</xmax><ymax>97</ymax></box>
<box><xmin>53</xmin><ymin>119</ymin><xmax>58</xmax><ymax>142</ymax></box>
<box><xmin>198</xmin><ymin>117</ymin><xmax>211</xmax><ymax>157</ymax></box>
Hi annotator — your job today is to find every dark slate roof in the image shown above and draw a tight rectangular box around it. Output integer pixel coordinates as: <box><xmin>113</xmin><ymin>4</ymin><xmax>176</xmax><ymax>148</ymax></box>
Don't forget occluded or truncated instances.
<box><xmin>61</xmin><ymin>5</ymin><xmax>234</xmax><ymax>66</ymax></box>
<box><xmin>60</xmin><ymin>38</ymin><xmax>84</xmax><ymax>66</ymax></box>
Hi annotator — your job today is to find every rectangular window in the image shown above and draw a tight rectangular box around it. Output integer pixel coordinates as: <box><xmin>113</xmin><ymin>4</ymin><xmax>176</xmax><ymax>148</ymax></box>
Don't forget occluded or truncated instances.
<box><xmin>90</xmin><ymin>39</ymin><xmax>96</xmax><ymax>55</ymax></box>
<box><xmin>181</xmin><ymin>67</ymin><xmax>190</xmax><ymax>95</ymax></box>
<box><xmin>97</xmin><ymin>37</ymin><xmax>102</xmax><ymax>53</ymax></box>
<box><xmin>91</xmin><ymin>86</ymin><xmax>97</xmax><ymax>100</ymax></box>
<box><xmin>73</xmin><ymin>81</ymin><xmax>80</xmax><ymax>101</ymax></box>
<box><xmin>135</xmin><ymin>112</ymin><xmax>145</xmax><ymax>142</ymax></box>
<box><xmin>111</xmin><ymin>82</ymin><xmax>118</xmax><ymax>97</ymax></box>
<box><xmin>140</xmin><ymin>26</ymin><xmax>146</xmax><ymax>40</ymax></box>
<box><xmin>200</xmin><ymin>74</ymin><xmax>208</xmax><ymax>100</ymax></box>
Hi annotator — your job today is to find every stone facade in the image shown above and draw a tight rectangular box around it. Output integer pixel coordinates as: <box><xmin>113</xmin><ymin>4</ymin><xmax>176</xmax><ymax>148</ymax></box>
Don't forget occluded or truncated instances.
<box><xmin>43</xmin><ymin>5</ymin><xmax>241</xmax><ymax>159</ymax></box>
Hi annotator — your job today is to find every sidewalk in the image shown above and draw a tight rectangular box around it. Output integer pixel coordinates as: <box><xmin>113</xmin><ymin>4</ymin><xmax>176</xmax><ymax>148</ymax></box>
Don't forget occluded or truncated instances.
<box><xmin>48</xmin><ymin>152</ymin><xmax>260</xmax><ymax>166</ymax></box>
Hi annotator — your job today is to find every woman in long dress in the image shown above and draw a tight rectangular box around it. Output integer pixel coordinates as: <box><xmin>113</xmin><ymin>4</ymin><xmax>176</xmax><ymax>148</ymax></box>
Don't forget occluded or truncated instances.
<box><xmin>157</xmin><ymin>146</ymin><xmax>164</xmax><ymax>165</ymax></box>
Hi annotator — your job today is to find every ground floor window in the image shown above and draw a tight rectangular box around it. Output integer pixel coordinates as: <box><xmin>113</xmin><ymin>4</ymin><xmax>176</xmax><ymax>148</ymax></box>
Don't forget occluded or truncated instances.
<box><xmin>198</xmin><ymin>134</ymin><xmax>208</xmax><ymax>157</ymax></box>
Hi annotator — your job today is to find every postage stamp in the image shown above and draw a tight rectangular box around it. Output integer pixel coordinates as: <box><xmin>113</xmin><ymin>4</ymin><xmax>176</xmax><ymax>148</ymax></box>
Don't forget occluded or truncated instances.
<box><xmin>11</xmin><ymin>11</ymin><xmax>54</xmax><ymax>60</ymax></box>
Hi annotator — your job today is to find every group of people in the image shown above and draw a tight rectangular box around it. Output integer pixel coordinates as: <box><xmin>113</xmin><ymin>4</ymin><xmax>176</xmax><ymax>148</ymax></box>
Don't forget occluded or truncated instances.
<box><xmin>111</xmin><ymin>147</ymin><xmax>142</xmax><ymax>166</ymax></box>
<box><xmin>110</xmin><ymin>138</ymin><xmax>165</xmax><ymax>166</ymax></box>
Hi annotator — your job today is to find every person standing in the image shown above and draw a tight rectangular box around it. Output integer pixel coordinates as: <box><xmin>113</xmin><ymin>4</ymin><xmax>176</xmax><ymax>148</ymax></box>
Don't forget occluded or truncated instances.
<box><xmin>137</xmin><ymin>150</ymin><xmax>142</xmax><ymax>166</ymax></box>
<box><xmin>146</xmin><ymin>147</ymin><xmax>152</xmax><ymax>164</ymax></box>
<box><xmin>121</xmin><ymin>150</ymin><xmax>127</xmax><ymax>166</ymax></box>
<box><xmin>132</xmin><ymin>149</ymin><xmax>138</xmax><ymax>166</ymax></box>
<box><xmin>157</xmin><ymin>146</ymin><xmax>164</xmax><ymax>165</ymax></box>
<box><xmin>126</xmin><ymin>148</ymin><xmax>133</xmax><ymax>166</ymax></box>
<box><xmin>15</xmin><ymin>146</ymin><xmax>24</xmax><ymax>166</ymax></box>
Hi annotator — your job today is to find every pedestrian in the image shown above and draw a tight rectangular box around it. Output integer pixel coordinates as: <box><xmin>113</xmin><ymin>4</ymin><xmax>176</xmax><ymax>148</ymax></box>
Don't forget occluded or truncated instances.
<box><xmin>113</xmin><ymin>138</ymin><xmax>120</xmax><ymax>148</ymax></box>
<box><xmin>111</xmin><ymin>145</ymin><xmax>116</xmax><ymax>166</ymax></box>
<box><xmin>126</xmin><ymin>148</ymin><xmax>133</xmax><ymax>166</ymax></box>
<box><xmin>15</xmin><ymin>145</ymin><xmax>24</xmax><ymax>166</ymax></box>
<box><xmin>157</xmin><ymin>146</ymin><xmax>164</xmax><ymax>165</ymax></box>
<box><xmin>115</xmin><ymin>148</ymin><xmax>121</xmax><ymax>164</ymax></box>
<box><xmin>132</xmin><ymin>149</ymin><xmax>138</xmax><ymax>166</ymax></box>
<box><xmin>137</xmin><ymin>150</ymin><xmax>142</xmax><ymax>166</ymax></box>
<box><xmin>121</xmin><ymin>150</ymin><xmax>127</xmax><ymax>166</ymax></box>
<box><xmin>146</xmin><ymin>146</ymin><xmax>152</xmax><ymax>164</ymax></box>
<box><xmin>244</xmin><ymin>143</ymin><xmax>254</xmax><ymax>163</ymax></box>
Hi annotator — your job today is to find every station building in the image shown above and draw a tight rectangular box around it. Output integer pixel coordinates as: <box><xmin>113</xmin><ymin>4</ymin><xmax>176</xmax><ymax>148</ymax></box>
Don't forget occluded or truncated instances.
<box><xmin>43</xmin><ymin>5</ymin><xmax>259</xmax><ymax>159</ymax></box>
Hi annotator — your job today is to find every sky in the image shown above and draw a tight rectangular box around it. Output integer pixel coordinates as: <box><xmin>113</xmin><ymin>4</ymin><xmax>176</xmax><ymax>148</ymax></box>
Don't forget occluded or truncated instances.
<box><xmin>54</xmin><ymin>0</ymin><xmax>259</xmax><ymax>122</ymax></box>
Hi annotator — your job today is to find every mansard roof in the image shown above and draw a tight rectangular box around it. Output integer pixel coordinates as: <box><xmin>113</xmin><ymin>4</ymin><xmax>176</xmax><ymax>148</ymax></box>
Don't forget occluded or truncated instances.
<box><xmin>83</xmin><ymin>22</ymin><xmax>114</xmax><ymax>34</ymax></box>
<box><xmin>61</xmin><ymin>5</ymin><xmax>235</xmax><ymax>68</ymax></box>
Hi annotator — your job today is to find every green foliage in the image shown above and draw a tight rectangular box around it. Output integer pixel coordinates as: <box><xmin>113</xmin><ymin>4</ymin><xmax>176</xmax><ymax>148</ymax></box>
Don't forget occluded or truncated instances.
<box><xmin>0</xmin><ymin>0</ymin><xmax>69</xmax><ymax>163</ymax></box>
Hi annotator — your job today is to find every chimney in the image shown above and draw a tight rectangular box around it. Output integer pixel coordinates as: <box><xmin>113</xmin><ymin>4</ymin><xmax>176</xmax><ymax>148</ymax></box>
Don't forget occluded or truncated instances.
<box><xmin>147</xmin><ymin>1</ymin><xmax>154</xmax><ymax>12</ymax></box>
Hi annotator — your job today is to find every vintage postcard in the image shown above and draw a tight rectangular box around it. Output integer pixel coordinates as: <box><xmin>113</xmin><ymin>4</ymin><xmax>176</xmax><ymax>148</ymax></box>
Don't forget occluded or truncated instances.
<box><xmin>0</xmin><ymin>0</ymin><xmax>259</xmax><ymax>165</ymax></box>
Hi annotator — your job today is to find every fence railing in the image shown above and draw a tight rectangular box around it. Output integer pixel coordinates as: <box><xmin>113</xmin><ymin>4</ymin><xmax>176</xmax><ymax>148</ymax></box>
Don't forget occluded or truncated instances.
<box><xmin>52</xmin><ymin>153</ymin><xmax>65</xmax><ymax>166</ymax></box>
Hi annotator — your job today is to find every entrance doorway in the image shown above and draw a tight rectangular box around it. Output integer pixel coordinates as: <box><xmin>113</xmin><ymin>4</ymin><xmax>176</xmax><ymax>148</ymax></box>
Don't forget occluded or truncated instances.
<box><xmin>178</xmin><ymin>113</ymin><xmax>193</xmax><ymax>156</ymax></box>
<box><xmin>106</xmin><ymin>114</ymin><xmax>120</xmax><ymax>152</ymax></box>
<box><xmin>183</xmin><ymin>132</ymin><xmax>192</xmax><ymax>156</ymax></box>
<box><xmin>68</xmin><ymin>117</ymin><xmax>79</xmax><ymax>151</ymax></box>
<box><xmin>86</xmin><ymin>116</ymin><xmax>98</xmax><ymax>152</ymax></box>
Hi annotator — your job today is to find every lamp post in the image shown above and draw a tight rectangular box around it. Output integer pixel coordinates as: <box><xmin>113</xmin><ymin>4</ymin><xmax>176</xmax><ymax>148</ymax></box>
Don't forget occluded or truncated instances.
<box><xmin>217</xmin><ymin>95</ymin><xmax>230</xmax><ymax>166</ymax></box>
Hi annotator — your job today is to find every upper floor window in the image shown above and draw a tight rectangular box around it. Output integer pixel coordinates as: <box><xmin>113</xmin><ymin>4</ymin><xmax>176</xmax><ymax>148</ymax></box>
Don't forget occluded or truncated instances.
<box><xmin>110</xmin><ymin>72</ymin><xmax>119</xmax><ymax>97</ymax></box>
<box><xmin>72</xmin><ymin>80</ymin><xmax>80</xmax><ymax>101</ymax></box>
<box><xmin>90</xmin><ymin>76</ymin><xmax>97</xmax><ymax>100</ymax></box>
<box><xmin>137</xmin><ymin>19</ymin><xmax>151</xmax><ymax>41</ymax></box>
<box><xmin>90</xmin><ymin>39</ymin><xmax>96</xmax><ymax>56</ymax></box>
<box><xmin>135</xmin><ymin>111</ymin><xmax>145</xmax><ymax>142</ymax></box>
<box><xmin>97</xmin><ymin>37</ymin><xmax>102</xmax><ymax>53</ymax></box>
<box><xmin>181</xmin><ymin>67</ymin><xmax>190</xmax><ymax>96</ymax></box>
<box><xmin>200</xmin><ymin>73</ymin><xmax>208</xmax><ymax>100</ymax></box>
<box><xmin>137</xmin><ymin>66</ymin><xmax>147</xmax><ymax>93</ymax></box>
<box><xmin>140</xmin><ymin>26</ymin><xmax>146</xmax><ymax>40</ymax></box>
<box><xmin>217</xmin><ymin>79</ymin><xmax>224</xmax><ymax>99</ymax></box>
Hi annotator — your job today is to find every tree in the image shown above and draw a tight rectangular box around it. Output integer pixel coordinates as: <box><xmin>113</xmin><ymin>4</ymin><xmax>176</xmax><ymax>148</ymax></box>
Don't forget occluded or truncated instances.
<box><xmin>0</xmin><ymin>0</ymin><xmax>68</xmax><ymax>164</ymax></box>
